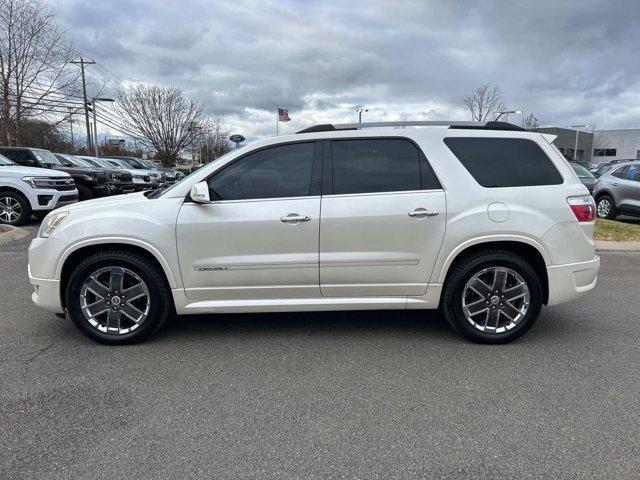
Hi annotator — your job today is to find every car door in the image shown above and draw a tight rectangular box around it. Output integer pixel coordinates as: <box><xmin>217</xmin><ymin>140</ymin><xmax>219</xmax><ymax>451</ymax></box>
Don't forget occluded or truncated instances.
<box><xmin>319</xmin><ymin>138</ymin><xmax>446</xmax><ymax>297</ymax></box>
<box><xmin>610</xmin><ymin>166</ymin><xmax>640</xmax><ymax>214</ymax></box>
<box><xmin>176</xmin><ymin>141</ymin><xmax>322</xmax><ymax>301</ymax></box>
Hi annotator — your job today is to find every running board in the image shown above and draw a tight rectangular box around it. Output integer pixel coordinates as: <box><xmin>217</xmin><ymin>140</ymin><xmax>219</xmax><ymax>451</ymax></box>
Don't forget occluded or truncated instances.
<box><xmin>175</xmin><ymin>296</ymin><xmax>435</xmax><ymax>314</ymax></box>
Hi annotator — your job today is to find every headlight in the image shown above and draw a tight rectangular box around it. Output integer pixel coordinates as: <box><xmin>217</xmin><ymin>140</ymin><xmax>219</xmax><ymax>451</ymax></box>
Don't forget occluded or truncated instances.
<box><xmin>22</xmin><ymin>176</ymin><xmax>69</xmax><ymax>188</ymax></box>
<box><xmin>38</xmin><ymin>211</ymin><xmax>69</xmax><ymax>238</ymax></box>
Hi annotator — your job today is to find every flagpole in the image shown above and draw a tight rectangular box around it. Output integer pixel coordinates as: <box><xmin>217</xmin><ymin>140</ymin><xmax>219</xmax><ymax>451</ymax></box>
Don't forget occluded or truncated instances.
<box><xmin>276</xmin><ymin>110</ymin><xmax>279</xmax><ymax>136</ymax></box>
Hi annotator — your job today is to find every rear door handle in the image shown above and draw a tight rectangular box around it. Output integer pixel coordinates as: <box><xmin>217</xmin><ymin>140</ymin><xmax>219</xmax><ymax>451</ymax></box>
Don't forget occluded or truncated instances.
<box><xmin>611</xmin><ymin>183</ymin><xmax>619</xmax><ymax>186</ymax></box>
<box><xmin>281</xmin><ymin>213</ymin><xmax>311</xmax><ymax>223</ymax></box>
<box><xmin>408</xmin><ymin>208</ymin><xmax>439</xmax><ymax>218</ymax></box>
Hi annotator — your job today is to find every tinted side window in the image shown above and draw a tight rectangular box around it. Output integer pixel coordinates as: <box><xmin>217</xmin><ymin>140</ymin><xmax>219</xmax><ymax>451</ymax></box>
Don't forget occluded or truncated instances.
<box><xmin>444</xmin><ymin>137</ymin><xmax>563</xmax><ymax>188</ymax></box>
<box><xmin>331</xmin><ymin>139</ymin><xmax>435</xmax><ymax>194</ymax></box>
<box><xmin>611</xmin><ymin>166</ymin><xmax>628</xmax><ymax>179</ymax></box>
<box><xmin>0</xmin><ymin>149</ymin><xmax>36</xmax><ymax>166</ymax></box>
<box><xmin>208</xmin><ymin>142</ymin><xmax>316</xmax><ymax>200</ymax></box>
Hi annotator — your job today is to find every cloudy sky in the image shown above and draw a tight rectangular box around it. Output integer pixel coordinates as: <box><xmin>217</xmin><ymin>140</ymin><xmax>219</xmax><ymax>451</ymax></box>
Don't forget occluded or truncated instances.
<box><xmin>50</xmin><ymin>0</ymin><xmax>640</xmax><ymax>139</ymax></box>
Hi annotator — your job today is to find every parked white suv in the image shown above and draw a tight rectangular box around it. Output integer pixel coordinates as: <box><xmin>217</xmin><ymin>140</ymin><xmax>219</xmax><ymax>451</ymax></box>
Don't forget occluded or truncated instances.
<box><xmin>0</xmin><ymin>153</ymin><xmax>78</xmax><ymax>225</ymax></box>
<box><xmin>28</xmin><ymin>121</ymin><xmax>600</xmax><ymax>344</ymax></box>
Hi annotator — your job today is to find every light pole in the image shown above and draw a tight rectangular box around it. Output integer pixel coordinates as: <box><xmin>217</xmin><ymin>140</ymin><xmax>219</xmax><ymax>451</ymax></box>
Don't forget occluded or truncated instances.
<box><xmin>89</xmin><ymin>97</ymin><xmax>115</xmax><ymax>157</ymax></box>
<box><xmin>568</xmin><ymin>125</ymin><xmax>588</xmax><ymax>162</ymax></box>
<box><xmin>494</xmin><ymin>110</ymin><xmax>522</xmax><ymax>122</ymax></box>
<box><xmin>355</xmin><ymin>105</ymin><xmax>369</xmax><ymax>124</ymax></box>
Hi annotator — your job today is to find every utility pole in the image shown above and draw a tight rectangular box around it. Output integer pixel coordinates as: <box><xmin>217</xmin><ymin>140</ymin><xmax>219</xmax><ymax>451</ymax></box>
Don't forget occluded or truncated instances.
<box><xmin>91</xmin><ymin>102</ymin><xmax>98</xmax><ymax>157</ymax></box>
<box><xmin>70</xmin><ymin>58</ymin><xmax>95</xmax><ymax>153</ymax></box>
<box><xmin>89</xmin><ymin>97</ymin><xmax>115</xmax><ymax>158</ymax></box>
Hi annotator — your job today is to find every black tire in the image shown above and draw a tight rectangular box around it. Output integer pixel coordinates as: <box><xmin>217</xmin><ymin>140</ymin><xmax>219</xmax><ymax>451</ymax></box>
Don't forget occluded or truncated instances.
<box><xmin>0</xmin><ymin>190</ymin><xmax>32</xmax><ymax>226</ymax></box>
<box><xmin>76</xmin><ymin>184</ymin><xmax>94</xmax><ymax>201</ymax></box>
<box><xmin>596</xmin><ymin>194</ymin><xmax>617</xmax><ymax>220</ymax></box>
<box><xmin>440</xmin><ymin>250</ymin><xmax>543</xmax><ymax>344</ymax></box>
<box><xmin>65</xmin><ymin>250</ymin><xmax>173</xmax><ymax>345</ymax></box>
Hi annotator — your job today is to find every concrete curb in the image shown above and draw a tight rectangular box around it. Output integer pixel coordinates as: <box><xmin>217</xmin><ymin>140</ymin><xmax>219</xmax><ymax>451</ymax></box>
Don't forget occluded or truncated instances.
<box><xmin>0</xmin><ymin>225</ymin><xmax>31</xmax><ymax>245</ymax></box>
<box><xmin>596</xmin><ymin>240</ymin><xmax>640</xmax><ymax>251</ymax></box>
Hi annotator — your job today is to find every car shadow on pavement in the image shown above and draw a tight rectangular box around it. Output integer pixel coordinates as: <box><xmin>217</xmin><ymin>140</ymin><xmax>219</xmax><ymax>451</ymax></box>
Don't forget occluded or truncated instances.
<box><xmin>153</xmin><ymin>309</ymin><xmax>459</xmax><ymax>342</ymax></box>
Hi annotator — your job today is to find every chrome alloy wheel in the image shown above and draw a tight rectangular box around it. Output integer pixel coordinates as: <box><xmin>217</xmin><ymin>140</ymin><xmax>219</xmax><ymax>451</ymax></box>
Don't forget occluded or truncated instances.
<box><xmin>597</xmin><ymin>198</ymin><xmax>611</xmax><ymax>218</ymax></box>
<box><xmin>461</xmin><ymin>266</ymin><xmax>530</xmax><ymax>334</ymax></box>
<box><xmin>80</xmin><ymin>266</ymin><xmax>150</xmax><ymax>335</ymax></box>
<box><xmin>0</xmin><ymin>196</ymin><xmax>22</xmax><ymax>223</ymax></box>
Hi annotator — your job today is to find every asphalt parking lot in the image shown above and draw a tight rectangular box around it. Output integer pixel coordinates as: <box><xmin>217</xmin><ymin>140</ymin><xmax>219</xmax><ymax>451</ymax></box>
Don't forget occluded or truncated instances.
<box><xmin>1</xmin><ymin>224</ymin><xmax>639</xmax><ymax>479</ymax></box>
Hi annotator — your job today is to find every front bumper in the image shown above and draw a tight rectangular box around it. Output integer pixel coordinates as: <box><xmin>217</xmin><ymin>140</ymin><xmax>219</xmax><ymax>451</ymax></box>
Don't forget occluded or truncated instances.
<box><xmin>29</xmin><ymin>264</ymin><xmax>64</xmax><ymax>313</ymax></box>
<box><xmin>546</xmin><ymin>256</ymin><xmax>600</xmax><ymax>306</ymax></box>
<box><xmin>32</xmin><ymin>188</ymin><xmax>79</xmax><ymax>211</ymax></box>
<box><xmin>28</xmin><ymin>236</ymin><xmax>67</xmax><ymax>313</ymax></box>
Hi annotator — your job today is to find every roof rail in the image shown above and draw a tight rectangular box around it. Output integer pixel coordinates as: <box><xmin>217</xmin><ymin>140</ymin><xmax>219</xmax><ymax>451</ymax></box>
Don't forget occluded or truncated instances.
<box><xmin>297</xmin><ymin>120</ymin><xmax>525</xmax><ymax>134</ymax></box>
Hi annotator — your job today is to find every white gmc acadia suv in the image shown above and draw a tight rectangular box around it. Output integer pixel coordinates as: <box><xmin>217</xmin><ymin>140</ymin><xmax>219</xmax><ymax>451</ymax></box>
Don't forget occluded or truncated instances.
<box><xmin>0</xmin><ymin>153</ymin><xmax>78</xmax><ymax>225</ymax></box>
<box><xmin>28</xmin><ymin>121</ymin><xmax>600</xmax><ymax>345</ymax></box>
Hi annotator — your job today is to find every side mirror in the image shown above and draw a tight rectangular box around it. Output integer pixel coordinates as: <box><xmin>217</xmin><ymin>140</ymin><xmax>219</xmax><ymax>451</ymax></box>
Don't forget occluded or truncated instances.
<box><xmin>190</xmin><ymin>181</ymin><xmax>211</xmax><ymax>204</ymax></box>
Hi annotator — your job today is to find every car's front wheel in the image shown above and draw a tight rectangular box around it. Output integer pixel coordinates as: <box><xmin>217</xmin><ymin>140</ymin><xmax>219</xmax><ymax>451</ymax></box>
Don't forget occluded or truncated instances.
<box><xmin>596</xmin><ymin>194</ymin><xmax>617</xmax><ymax>219</ymax></box>
<box><xmin>440</xmin><ymin>250</ymin><xmax>543</xmax><ymax>343</ymax></box>
<box><xmin>65</xmin><ymin>250</ymin><xmax>173</xmax><ymax>344</ymax></box>
<box><xmin>0</xmin><ymin>190</ymin><xmax>32</xmax><ymax>226</ymax></box>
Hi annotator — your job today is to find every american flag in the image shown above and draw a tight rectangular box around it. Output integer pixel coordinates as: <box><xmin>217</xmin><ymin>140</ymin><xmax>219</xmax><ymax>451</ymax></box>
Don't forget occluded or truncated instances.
<box><xmin>278</xmin><ymin>108</ymin><xmax>291</xmax><ymax>122</ymax></box>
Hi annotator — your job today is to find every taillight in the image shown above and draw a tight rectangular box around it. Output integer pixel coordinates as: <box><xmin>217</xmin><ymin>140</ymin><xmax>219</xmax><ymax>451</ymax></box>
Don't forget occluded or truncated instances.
<box><xmin>567</xmin><ymin>195</ymin><xmax>596</xmax><ymax>222</ymax></box>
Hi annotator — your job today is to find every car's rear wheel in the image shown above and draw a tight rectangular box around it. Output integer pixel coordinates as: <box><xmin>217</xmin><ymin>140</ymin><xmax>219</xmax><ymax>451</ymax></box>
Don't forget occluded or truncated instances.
<box><xmin>65</xmin><ymin>250</ymin><xmax>173</xmax><ymax>344</ymax></box>
<box><xmin>440</xmin><ymin>250</ymin><xmax>543</xmax><ymax>343</ymax></box>
<box><xmin>0</xmin><ymin>190</ymin><xmax>32</xmax><ymax>226</ymax></box>
<box><xmin>596</xmin><ymin>195</ymin><xmax>617</xmax><ymax>219</ymax></box>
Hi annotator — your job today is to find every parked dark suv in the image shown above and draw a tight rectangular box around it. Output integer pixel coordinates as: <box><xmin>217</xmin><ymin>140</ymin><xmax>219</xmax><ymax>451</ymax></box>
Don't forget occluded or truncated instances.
<box><xmin>54</xmin><ymin>154</ymin><xmax>136</xmax><ymax>195</ymax></box>
<box><xmin>0</xmin><ymin>147</ymin><xmax>111</xmax><ymax>201</ymax></box>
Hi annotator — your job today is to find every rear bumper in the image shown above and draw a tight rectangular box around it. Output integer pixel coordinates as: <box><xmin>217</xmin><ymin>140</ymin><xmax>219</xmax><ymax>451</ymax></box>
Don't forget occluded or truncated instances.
<box><xmin>546</xmin><ymin>256</ymin><xmax>600</xmax><ymax>306</ymax></box>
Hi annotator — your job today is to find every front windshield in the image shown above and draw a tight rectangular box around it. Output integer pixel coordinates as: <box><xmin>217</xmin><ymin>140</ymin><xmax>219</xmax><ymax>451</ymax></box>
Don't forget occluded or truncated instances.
<box><xmin>33</xmin><ymin>149</ymin><xmax>62</xmax><ymax>166</ymax></box>
<box><xmin>118</xmin><ymin>157</ymin><xmax>145</xmax><ymax>169</ymax></box>
<box><xmin>101</xmin><ymin>159</ymin><xmax>124</xmax><ymax>169</ymax></box>
<box><xmin>93</xmin><ymin>158</ymin><xmax>119</xmax><ymax>169</ymax></box>
<box><xmin>55</xmin><ymin>154</ymin><xmax>74</xmax><ymax>167</ymax></box>
<box><xmin>68</xmin><ymin>156</ymin><xmax>94</xmax><ymax>168</ymax></box>
<box><xmin>596</xmin><ymin>164</ymin><xmax>614</xmax><ymax>176</ymax></box>
<box><xmin>571</xmin><ymin>163</ymin><xmax>594</xmax><ymax>178</ymax></box>
<box><xmin>0</xmin><ymin>153</ymin><xmax>15</xmax><ymax>166</ymax></box>
<box><xmin>81</xmin><ymin>158</ymin><xmax>101</xmax><ymax>168</ymax></box>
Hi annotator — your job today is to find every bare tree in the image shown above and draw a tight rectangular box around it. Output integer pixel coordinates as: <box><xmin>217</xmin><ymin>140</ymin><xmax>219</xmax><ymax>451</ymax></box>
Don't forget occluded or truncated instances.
<box><xmin>394</xmin><ymin>112</ymin><xmax>414</xmax><ymax>129</ymax></box>
<box><xmin>198</xmin><ymin>117</ymin><xmax>232</xmax><ymax>164</ymax></box>
<box><xmin>116</xmin><ymin>85</ymin><xmax>205</xmax><ymax>166</ymax></box>
<box><xmin>462</xmin><ymin>85</ymin><xmax>505</xmax><ymax>122</ymax></box>
<box><xmin>0</xmin><ymin>0</ymin><xmax>78</xmax><ymax>145</ymax></box>
<box><xmin>522</xmin><ymin>113</ymin><xmax>539</xmax><ymax>131</ymax></box>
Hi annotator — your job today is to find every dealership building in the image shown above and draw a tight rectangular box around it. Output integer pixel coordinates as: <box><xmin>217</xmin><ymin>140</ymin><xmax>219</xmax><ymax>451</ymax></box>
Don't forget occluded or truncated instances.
<box><xmin>538</xmin><ymin>127</ymin><xmax>640</xmax><ymax>165</ymax></box>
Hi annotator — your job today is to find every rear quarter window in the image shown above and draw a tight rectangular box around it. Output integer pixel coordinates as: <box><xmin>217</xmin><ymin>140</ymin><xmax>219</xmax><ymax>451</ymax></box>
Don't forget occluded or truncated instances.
<box><xmin>444</xmin><ymin>137</ymin><xmax>563</xmax><ymax>188</ymax></box>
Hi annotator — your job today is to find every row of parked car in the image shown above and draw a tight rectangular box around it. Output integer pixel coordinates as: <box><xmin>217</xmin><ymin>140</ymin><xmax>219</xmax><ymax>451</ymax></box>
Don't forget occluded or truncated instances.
<box><xmin>0</xmin><ymin>146</ymin><xmax>184</xmax><ymax>226</ymax></box>
<box><xmin>568</xmin><ymin>159</ymin><xmax>640</xmax><ymax>220</ymax></box>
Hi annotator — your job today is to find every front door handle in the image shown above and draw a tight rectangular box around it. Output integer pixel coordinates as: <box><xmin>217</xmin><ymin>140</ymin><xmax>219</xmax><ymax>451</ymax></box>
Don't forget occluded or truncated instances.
<box><xmin>408</xmin><ymin>208</ymin><xmax>439</xmax><ymax>218</ymax></box>
<box><xmin>281</xmin><ymin>213</ymin><xmax>311</xmax><ymax>223</ymax></box>
<box><xmin>611</xmin><ymin>182</ymin><xmax>619</xmax><ymax>186</ymax></box>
